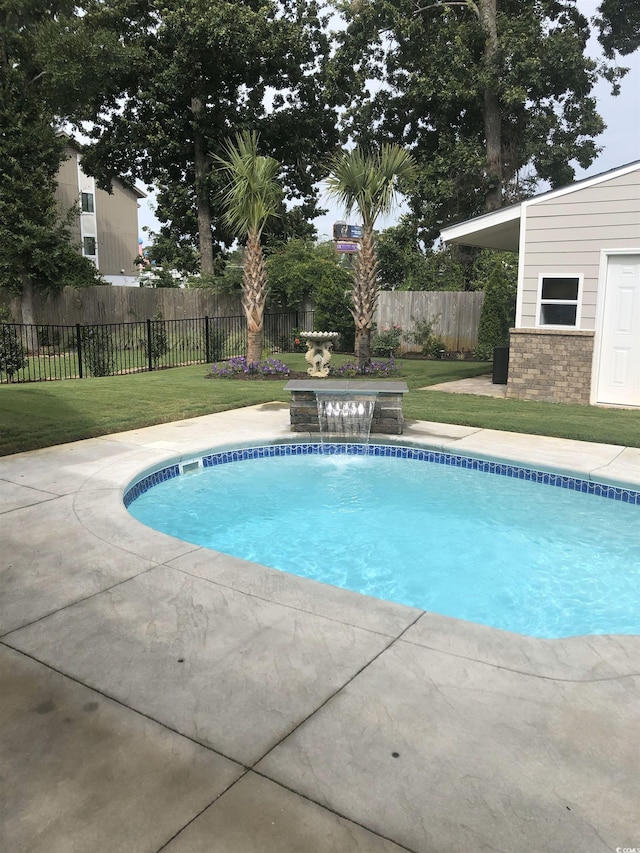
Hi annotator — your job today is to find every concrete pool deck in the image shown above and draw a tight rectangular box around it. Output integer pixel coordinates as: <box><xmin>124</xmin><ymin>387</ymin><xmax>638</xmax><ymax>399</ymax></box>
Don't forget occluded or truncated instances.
<box><xmin>1</xmin><ymin>404</ymin><xmax>639</xmax><ymax>853</ymax></box>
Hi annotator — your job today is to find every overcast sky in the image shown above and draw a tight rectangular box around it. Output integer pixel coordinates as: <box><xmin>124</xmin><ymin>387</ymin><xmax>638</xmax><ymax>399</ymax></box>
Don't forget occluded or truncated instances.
<box><xmin>138</xmin><ymin>1</ymin><xmax>639</xmax><ymax>240</ymax></box>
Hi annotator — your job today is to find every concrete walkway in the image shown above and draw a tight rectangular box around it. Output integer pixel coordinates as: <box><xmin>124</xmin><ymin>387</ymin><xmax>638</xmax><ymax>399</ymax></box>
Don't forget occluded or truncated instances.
<box><xmin>1</xmin><ymin>405</ymin><xmax>639</xmax><ymax>853</ymax></box>
<box><xmin>424</xmin><ymin>374</ymin><xmax>507</xmax><ymax>397</ymax></box>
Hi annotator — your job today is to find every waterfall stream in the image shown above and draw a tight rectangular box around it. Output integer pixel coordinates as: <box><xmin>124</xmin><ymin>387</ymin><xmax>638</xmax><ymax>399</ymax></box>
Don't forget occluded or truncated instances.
<box><xmin>315</xmin><ymin>394</ymin><xmax>377</xmax><ymax>441</ymax></box>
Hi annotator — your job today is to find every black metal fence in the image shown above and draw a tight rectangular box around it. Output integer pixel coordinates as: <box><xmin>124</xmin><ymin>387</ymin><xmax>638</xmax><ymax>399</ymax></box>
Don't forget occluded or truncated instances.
<box><xmin>0</xmin><ymin>310</ymin><xmax>314</xmax><ymax>384</ymax></box>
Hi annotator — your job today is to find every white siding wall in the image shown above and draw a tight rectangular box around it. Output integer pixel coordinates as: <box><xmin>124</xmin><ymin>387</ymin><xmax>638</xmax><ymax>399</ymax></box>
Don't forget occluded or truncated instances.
<box><xmin>519</xmin><ymin>171</ymin><xmax>640</xmax><ymax>329</ymax></box>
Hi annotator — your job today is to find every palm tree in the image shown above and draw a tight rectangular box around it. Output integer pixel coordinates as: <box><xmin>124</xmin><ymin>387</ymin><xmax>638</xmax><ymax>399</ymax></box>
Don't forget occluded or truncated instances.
<box><xmin>326</xmin><ymin>145</ymin><xmax>417</xmax><ymax>368</ymax></box>
<box><xmin>215</xmin><ymin>131</ymin><xmax>282</xmax><ymax>364</ymax></box>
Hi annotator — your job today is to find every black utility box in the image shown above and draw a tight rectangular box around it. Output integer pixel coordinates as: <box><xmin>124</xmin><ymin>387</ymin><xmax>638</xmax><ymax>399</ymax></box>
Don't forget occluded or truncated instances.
<box><xmin>492</xmin><ymin>346</ymin><xmax>509</xmax><ymax>385</ymax></box>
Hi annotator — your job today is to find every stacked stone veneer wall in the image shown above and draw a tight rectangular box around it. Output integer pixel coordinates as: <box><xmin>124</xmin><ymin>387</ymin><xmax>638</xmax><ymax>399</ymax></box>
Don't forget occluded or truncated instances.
<box><xmin>289</xmin><ymin>390</ymin><xmax>405</xmax><ymax>435</ymax></box>
<box><xmin>506</xmin><ymin>328</ymin><xmax>595</xmax><ymax>405</ymax></box>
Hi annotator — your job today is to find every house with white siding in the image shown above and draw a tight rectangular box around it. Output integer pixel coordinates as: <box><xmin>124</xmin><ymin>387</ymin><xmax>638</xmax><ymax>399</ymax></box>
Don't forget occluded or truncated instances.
<box><xmin>441</xmin><ymin>162</ymin><xmax>640</xmax><ymax>408</ymax></box>
<box><xmin>55</xmin><ymin>136</ymin><xmax>146</xmax><ymax>287</ymax></box>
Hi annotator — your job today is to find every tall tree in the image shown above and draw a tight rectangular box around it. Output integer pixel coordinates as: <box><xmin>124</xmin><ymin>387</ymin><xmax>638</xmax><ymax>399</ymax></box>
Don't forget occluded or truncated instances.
<box><xmin>57</xmin><ymin>0</ymin><xmax>339</xmax><ymax>273</ymax></box>
<box><xmin>0</xmin><ymin>1</ymin><xmax>101</xmax><ymax>324</ymax></box>
<box><xmin>377</xmin><ymin>223</ymin><xmax>468</xmax><ymax>290</ymax></box>
<box><xmin>326</xmin><ymin>144</ymin><xmax>417</xmax><ymax>368</ymax></box>
<box><xmin>331</xmin><ymin>0</ymin><xmax>617</xmax><ymax>242</ymax></box>
<box><xmin>215</xmin><ymin>131</ymin><xmax>283</xmax><ymax>364</ymax></box>
<box><xmin>595</xmin><ymin>0</ymin><xmax>640</xmax><ymax>57</ymax></box>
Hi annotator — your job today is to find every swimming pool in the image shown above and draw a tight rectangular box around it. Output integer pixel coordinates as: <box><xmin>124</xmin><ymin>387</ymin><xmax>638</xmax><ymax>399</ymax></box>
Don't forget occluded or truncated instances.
<box><xmin>125</xmin><ymin>443</ymin><xmax>640</xmax><ymax>639</ymax></box>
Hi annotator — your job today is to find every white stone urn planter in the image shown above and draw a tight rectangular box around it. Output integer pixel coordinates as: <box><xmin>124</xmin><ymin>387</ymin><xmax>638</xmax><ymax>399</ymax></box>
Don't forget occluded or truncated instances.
<box><xmin>300</xmin><ymin>331</ymin><xmax>339</xmax><ymax>378</ymax></box>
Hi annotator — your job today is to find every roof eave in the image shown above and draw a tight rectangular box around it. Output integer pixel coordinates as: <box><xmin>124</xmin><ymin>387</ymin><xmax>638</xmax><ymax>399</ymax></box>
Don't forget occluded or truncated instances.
<box><xmin>440</xmin><ymin>205</ymin><xmax>522</xmax><ymax>252</ymax></box>
<box><xmin>440</xmin><ymin>160</ymin><xmax>640</xmax><ymax>252</ymax></box>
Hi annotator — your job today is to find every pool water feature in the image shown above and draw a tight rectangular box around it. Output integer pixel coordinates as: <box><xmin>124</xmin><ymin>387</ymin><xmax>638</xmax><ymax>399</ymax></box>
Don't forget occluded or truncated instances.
<box><xmin>125</xmin><ymin>444</ymin><xmax>640</xmax><ymax>639</ymax></box>
<box><xmin>316</xmin><ymin>394</ymin><xmax>377</xmax><ymax>441</ymax></box>
<box><xmin>286</xmin><ymin>380</ymin><xmax>408</xmax><ymax>435</ymax></box>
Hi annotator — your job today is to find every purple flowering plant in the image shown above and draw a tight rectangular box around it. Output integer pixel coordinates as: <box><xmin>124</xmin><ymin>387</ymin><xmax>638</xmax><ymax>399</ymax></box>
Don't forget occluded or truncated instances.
<box><xmin>330</xmin><ymin>357</ymin><xmax>399</xmax><ymax>378</ymax></box>
<box><xmin>209</xmin><ymin>355</ymin><xmax>290</xmax><ymax>378</ymax></box>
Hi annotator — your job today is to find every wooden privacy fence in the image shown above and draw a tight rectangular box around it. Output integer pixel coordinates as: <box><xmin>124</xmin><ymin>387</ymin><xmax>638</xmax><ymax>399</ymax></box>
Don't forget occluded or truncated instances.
<box><xmin>4</xmin><ymin>285</ymin><xmax>243</xmax><ymax>326</ymax></box>
<box><xmin>375</xmin><ymin>291</ymin><xmax>485</xmax><ymax>353</ymax></box>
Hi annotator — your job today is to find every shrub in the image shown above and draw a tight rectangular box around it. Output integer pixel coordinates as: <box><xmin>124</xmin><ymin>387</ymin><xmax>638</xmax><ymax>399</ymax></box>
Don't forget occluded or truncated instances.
<box><xmin>37</xmin><ymin>325</ymin><xmax>63</xmax><ymax>350</ymax></box>
<box><xmin>260</xmin><ymin>333</ymin><xmax>285</xmax><ymax>357</ymax></box>
<box><xmin>312</xmin><ymin>267</ymin><xmax>355</xmax><ymax>352</ymax></box>
<box><xmin>474</xmin><ymin>252</ymin><xmax>517</xmax><ymax>360</ymax></box>
<box><xmin>221</xmin><ymin>331</ymin><xmax>248</xmax><ymax>359</ymax></box>
<box><xmin>80</xmin><ymin>325</ymin><xmax>114</xmax><ymax>377</ymax></box>
<box><xmin>0</xmin><ymin>323</ymin><xmax>27</xmax><ymax>380</ymax></box>
<box><xmin>371</xmin><ymin>324</ymin><xmax>403</xmax><ymax>357</ymax></box>
<box><xmin>208</xmin><ymin>328</ymin><xmax>226</xmax><ymax>362</ymax></box>
<box><xmin>291</xmin><ymin>328</ymin><xmax>305</xmax><ymax>353</ymax></box>
<box><xmin>408</xmin><ymin>315</ymin><xmax>446</xmax><ymax>359</ymax></box>
<box><xmin>148</xmin><ymin>313</ymin><xmax>169</xmax><ymax>367</ymax></box>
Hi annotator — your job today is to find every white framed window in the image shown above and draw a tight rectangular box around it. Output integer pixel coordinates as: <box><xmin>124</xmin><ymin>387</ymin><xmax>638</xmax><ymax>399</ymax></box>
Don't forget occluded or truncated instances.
<box><xmin>81</xmin><ymin>192</ymin><xmax>94</xmax><ymax>213</ymax></box>
<box><xmin>83</xmin><ymin>236</ymin><xmax>97</xmax><ymax>257</ymax></box>
<box><xmin>536</xmin><ymin>275</ymin><xmax>583</xmax><ymax>328</ymax></box>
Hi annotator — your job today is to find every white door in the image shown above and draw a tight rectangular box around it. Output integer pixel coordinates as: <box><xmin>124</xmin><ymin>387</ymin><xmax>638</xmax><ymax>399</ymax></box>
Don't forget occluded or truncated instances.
<box><xmin>596</xmin><ymin>255</ymin><xmax>640</xmax><ymax>406</ymax></box>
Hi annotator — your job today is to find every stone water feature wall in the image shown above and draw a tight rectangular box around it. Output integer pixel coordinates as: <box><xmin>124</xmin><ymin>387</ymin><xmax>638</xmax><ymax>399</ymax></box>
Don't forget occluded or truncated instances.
<box><xmin>286</xmin><ymin>381</ymin><xmax>408</xmax><ymax>435</ymax></box>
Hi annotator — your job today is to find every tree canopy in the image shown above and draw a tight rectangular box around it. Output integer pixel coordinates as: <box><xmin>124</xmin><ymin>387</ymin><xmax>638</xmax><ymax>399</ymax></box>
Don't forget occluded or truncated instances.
<box><xmin>376</xmin><ymin>224</ymin><xmax>469</xmax><ymax>291</ymax></box>
<box><xmin>55</xmin><ymin>0</ymin><xmax>340</xmax><ymax>273</ymax></box>
<box><xmin>3</xmin><ymin>0</ymin><xmax>636</xmax><ymax>332</ymax></box>
<box><xmin>330</xmin><ymin>0</ymin><xmax>621</xmax><ymax>242</ymax></box>
<box><xmin>0</xmin><ymin>0</ymin><xmax>101</xmax><ymax>321</ymax></box>
<box><xmin>595</xmin><ymin>0</ymin><xmax>640</xmax><ymax>57</ymax></box>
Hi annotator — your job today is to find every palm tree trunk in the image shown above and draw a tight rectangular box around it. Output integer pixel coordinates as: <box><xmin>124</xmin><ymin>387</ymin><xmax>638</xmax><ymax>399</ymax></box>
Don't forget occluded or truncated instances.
<box><xmin>352</xmin><ymin>226</ymin><xmax>378</xmax><ymax>369</ymax></box>
<box><xmin>354</xmin><ymin>326</ymin><xmax>371</xmax><ymax>366</ymax></box>
<box><xmin>243</xmin><ymin>230</ymin><xmax>267</xmax><ymax>364</ymax></box>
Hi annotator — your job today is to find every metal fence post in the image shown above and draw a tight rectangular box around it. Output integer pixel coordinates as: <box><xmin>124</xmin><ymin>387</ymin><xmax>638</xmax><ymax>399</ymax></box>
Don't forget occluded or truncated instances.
<box><xmin>75</xmin><ymin>324</ymin><xmax>83</xmax><ymax>379</ymax></box>
<box><xmin>146</xmin><ymin>318</ymin><xmax>153</xmax><ymax>372</ymax></box>
<box><xmin>204</xmin><ymin>315</ymin><xmax>210</xmax><ymax>363</ymax></box>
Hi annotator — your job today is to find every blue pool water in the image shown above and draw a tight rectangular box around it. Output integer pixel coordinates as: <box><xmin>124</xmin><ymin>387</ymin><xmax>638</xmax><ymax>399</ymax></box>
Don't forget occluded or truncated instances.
<box><xmin>127</xmin><ymin>446</ymin><xmax>640</xmax><ymax>638</ymax></box>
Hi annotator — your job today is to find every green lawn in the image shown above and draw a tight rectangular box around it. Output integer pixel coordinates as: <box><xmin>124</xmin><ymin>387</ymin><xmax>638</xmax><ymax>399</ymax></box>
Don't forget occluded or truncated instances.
<box><xmin>1</xmin><ymin>354</ymin><xmax>638</xmax><ymax>456</ymax></box>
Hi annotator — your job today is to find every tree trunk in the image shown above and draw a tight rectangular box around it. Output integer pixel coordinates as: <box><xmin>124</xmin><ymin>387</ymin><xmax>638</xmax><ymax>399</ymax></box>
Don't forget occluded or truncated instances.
<box><xmin>354</xmin><ymin>327</ymin><xmax>371</xmax><ymax>366</ymax></box>
<box><xmin>247</xmin><ymin>330</ymin><xmax>262</xmax><ymax>365</ymax></box>
<box><xmin>484</xmin><ymin>91</ymin><xmax>502</xmax><ymax>211</ymax></box>
<box><xmin>20</xmin><ymin>274</ymin><xmax>36</xmax><ymax>326</ymax></box>
<box><xmin>479</xmin><ymin>0</ymin><xmax>502</xmax><ymax>211</ymax></box>
<box><xmin>19</xmin><ymin>273</ymin><xmax>37</xmax><ymax>354</ymax></box>
<box><xmin>191</xmin><ymin>96</ymin><xmax>214</xmax><ymax>275</ymax></box>
<box><xmin>352</xmin><ymin>226</ymin><xmax>378</xmax><ymax>370</ymax></box>
<box><xmin>243</xmin><ymin>230</ymin><xmax>267</xmax><ymax>364</ymax></box>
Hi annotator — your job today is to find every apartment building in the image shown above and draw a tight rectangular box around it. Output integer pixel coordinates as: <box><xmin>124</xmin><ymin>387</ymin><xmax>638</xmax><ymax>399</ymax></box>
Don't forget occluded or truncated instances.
<box><xmin>55</xmin><ymin>136</ymin><xmax>146</xmax><ymax>286</ymax></box>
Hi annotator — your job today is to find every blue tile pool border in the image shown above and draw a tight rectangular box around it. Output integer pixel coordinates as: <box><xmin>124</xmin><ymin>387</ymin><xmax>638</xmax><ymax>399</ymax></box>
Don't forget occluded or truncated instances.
<box><xmin>123</xmin><ymin>462</ymin><xmax>181</xmax><ymax>507</ymax></box>
<box><xmin>123</xmin><ymin>442</ymin><xmax>640</xmax><ymax>508</ymax></box>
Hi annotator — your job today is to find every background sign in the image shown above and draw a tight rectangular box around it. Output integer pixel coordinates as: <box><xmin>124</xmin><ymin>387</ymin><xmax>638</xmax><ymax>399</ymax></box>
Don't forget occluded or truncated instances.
<box><xmin>333</xmin><ymin>223</ymin><xmax>363</xmax><ymax>241</ymax></box>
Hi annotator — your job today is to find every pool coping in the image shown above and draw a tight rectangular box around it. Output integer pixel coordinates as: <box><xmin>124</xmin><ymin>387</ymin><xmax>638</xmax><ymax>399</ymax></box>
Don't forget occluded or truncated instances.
<box><xmin>1</xmin><ymin>404</ymin><xmax>639</xmax><ymax>852</ymax></box>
